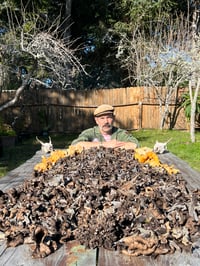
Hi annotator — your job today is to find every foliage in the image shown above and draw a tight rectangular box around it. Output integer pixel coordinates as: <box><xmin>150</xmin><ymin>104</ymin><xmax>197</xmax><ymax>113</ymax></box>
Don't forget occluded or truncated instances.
<box><xmin>71</xmin><ymin>0</ymin><xmax>188</xmax><ymax>88</ymax></box>
<box><xmin>0</xmin><ymin>0</ymin><xmax>194</xmax><ymax>89</ymax></box>
<box><xmin>181</xmin><ymin>92</ymin><xmax>200</xmax><ymax>121</ymax></box>
<box><xmin>37</xmin><ymin>108</ymin><xmax>52</xmax><ymax>133</ymax></box>
<box><xmin>0</xmin><ymin>117</ymin><xmax>16</xmax><ymax>136</ymax></box>
<box><xmin>116</xmin><ymin>0</ymin><xmax>175</xmax><ymax>31</ymax></box>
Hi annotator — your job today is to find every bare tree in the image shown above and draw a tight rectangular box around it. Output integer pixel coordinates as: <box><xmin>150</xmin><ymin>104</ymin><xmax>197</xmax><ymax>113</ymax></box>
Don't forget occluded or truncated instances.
<box><xmin>116</xmin><ymin>14</ymin><xmax>200</xmax><ymax>138</ymax></box>
<box><xmin>0</xmin><ymin>4</ymin><xmax>86</xmax><ymax>112</ymax></box>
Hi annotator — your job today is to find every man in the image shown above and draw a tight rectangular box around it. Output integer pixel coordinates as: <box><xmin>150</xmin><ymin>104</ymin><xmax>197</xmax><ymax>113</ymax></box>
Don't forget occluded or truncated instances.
<box><xmin>71</xmin><ymin>104</ymin><xmax>139</xmax><ymax>149</ymax></box>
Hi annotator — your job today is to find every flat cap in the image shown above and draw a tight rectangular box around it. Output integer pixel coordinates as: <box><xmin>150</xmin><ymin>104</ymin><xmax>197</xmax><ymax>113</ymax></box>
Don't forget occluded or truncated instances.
<box><xmin>94</xmin><ymin>104</ymin><xmax>114</xmax><ymax>117</ymax></box>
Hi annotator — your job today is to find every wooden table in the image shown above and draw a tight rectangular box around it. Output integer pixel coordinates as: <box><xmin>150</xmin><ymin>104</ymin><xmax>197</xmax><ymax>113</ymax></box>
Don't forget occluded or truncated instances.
<box><xmin>0</xmin><ymin>151</ymin><xmax>200</xmax><ymax>266</ymax></box>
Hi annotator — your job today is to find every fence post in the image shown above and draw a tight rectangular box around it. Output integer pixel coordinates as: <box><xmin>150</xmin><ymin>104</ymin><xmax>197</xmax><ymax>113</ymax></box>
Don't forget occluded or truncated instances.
<box><xmin>138</xmin><ymin>101</ymin><xmax>142</xmax><ymax>129</ymax></box>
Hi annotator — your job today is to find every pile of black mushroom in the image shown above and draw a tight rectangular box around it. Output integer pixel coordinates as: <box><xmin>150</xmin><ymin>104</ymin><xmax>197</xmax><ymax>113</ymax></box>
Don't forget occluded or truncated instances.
<box><xmin>0</xmin><ymin>147</ymin><xmax>199</xmax><ymax>258</ymax></box>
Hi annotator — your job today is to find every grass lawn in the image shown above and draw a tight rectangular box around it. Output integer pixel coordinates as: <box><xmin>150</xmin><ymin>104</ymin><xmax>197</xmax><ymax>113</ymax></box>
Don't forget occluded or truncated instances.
<box><xmin>0</xmin><ymin>134</ymin><xmax>75</xmax><ymax>178</ymax></box>
<box><xmin>0</xmin><ymin>129</ymin><xmax>200</xmax><ymax>178</ymax></box>
<box><xmin>133</xmin><ymin>129</ymin><xmax>200</xmax><ymax>172</ymax></box>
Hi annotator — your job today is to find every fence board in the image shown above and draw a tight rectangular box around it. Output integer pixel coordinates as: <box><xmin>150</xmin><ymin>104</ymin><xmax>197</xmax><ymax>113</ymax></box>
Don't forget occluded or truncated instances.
<box><xmin>0</xmin><ymin>87</ymin><xmax>188</xmax><ymax>134</ymax></box>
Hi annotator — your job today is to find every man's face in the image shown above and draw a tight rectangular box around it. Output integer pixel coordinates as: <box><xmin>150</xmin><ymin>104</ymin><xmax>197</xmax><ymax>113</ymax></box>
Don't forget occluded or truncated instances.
<box><xmin>95</xmin><ymin>113</ymin><xmax>114</xmax><ymax>134</ymax></box>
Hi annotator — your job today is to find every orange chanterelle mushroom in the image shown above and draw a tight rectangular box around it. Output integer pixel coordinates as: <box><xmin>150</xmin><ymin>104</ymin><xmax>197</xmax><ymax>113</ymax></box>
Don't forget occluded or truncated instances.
<box><xmin>134</xmin><ymin>147</ymin><xmax>179</xmax><ymax>175</ymax></box>
<box><xmin>34</xmin><ymin>145</ymin><xmax>83</xmax><ymax>173</ymax></box>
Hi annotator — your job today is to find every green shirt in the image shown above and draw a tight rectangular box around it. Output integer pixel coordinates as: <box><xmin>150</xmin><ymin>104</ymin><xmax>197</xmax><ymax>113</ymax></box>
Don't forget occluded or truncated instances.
<box><xmin>71</xmin><ymin>126</ymin><xmax>139</xmax><ymax>147</ymax></box>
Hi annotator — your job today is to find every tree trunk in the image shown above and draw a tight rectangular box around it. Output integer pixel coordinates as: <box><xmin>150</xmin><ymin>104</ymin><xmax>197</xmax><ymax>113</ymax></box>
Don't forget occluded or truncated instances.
<box><xmin>189</xmin><ymin>79</ymin><xmax>200</xmax><ymax>143</ymax></box>
<box><xmin>0</xmin><ymin>79</ymin><xmax>28</xmax><ymax>112</ymax></box>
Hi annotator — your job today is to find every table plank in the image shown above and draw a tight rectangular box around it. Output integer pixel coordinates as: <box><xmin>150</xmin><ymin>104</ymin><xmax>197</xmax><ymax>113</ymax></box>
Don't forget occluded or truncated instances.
<box><xmin>0</xmin><ymin>240</ymin><xmax>97</xmax><ymax>266</ymax></box>
<box><xmin>0</xmin><ymin>151</ymin><xmax>43</xmax><ymax>191</ymax></box>
<box><xmin>159</xmin><ymin>152</ymin><xmax>200</xmax><ymax>190</ymax></box>
<box><xmin>0</xmin><ymin>242</ymin><xmax>69</xmax><ymax>266</ymax></box>
<box><xmin>98</xmin><ymin>248</ymin><xmax>200</xmax><ymax>266</ymax></box>
<box><xmin>66</xmin><ymin>241</ymin><xmax>97</xmax><ymax>266</ymax></box>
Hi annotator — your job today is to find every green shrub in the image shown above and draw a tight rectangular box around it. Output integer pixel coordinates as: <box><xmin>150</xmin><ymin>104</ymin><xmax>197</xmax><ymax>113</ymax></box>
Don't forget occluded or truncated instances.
<box><xmin>181</xmin><ymin>92</ymin><xmax>200</xmax><ymax>121</ymax></box>
<box><xmin>0</xmin><ymin>117</ymin><xmax>16</xmax><ymax>136</ymax></box>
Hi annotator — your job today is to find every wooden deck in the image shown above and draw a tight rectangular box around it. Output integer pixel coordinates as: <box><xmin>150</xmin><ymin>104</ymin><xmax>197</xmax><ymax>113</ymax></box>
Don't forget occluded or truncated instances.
<box><xmin>0</xmin><ymin>150</ymin><xmax>200</xmax><ymax>266</ymax></box>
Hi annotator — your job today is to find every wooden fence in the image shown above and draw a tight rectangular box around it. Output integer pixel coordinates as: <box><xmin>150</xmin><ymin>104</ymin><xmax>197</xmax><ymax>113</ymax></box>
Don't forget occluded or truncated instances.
<box><xmin>0</xmin><ymin>87</ymin><xmax>188</xmax><ymax>134</ymax></box>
